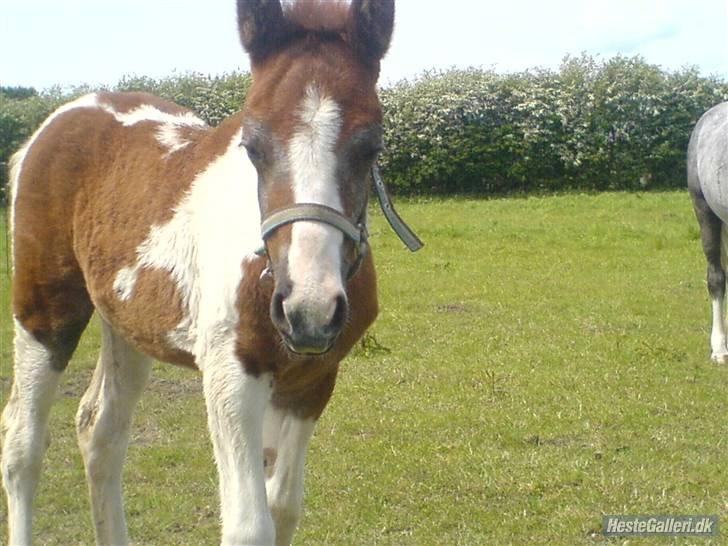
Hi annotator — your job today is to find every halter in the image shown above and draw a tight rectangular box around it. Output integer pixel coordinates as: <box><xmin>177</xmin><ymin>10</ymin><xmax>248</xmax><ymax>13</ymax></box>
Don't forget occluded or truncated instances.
<box><xmin>255</xmin><ymin>165</ymin><xmax>423</xmax><ymax>279</ymax></box>
<box><xmin>256</xmin><ymin>202</ymin><xmax>369</xmax><ymax>279</ymax></box>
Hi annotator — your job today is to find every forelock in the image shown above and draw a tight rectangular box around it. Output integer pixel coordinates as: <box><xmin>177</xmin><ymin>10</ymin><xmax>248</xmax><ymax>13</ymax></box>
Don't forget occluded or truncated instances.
<box><xmin>283</xmin><ymin>0</ymin><xmax>350</xmax><ymax>33</ymax></box>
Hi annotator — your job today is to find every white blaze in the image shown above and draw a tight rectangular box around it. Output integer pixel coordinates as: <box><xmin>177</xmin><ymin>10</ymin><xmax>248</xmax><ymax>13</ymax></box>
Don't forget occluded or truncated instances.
<box><xmin>285</xmin><ymin>85</ymin><xmax>345</xmax><ymax>322</ymax></box>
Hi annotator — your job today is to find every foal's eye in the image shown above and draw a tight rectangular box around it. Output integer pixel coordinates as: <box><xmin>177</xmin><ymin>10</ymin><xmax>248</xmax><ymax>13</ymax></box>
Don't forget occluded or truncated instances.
<box><xmin>240</xmin><ymin>136</ymin><xmax>265</xmax><ymax>164</ymax></box>
<box><xmin>360</xmin><ymin>143</ymin><xmax>383</xmax><ymax>163</ymax></box>
<box><xmin>242</xmin><ymin>142</ymin><xmax>264</xmax><ymax>164</ymax></box>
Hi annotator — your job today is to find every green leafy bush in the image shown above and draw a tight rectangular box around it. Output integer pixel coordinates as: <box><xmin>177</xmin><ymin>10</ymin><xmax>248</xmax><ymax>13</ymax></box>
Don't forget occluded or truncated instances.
<box><xmin>1</xmin><ymin>57</ymin><xmax>726</xmax><ymax>200</ymax></box>
<box><xmin>0</xmin><ymin>89</ymin><xmax>67</xmax><ymax>203</ymax></box>
<box><xmin>380</xmin><ymin>55</ymin><xmax>728</xmax><ymax>194</ymax></box>
<box><xmin>115</xmin><ymin>72</ymin><xmax>251</xmax><ymax>126</ymax></box>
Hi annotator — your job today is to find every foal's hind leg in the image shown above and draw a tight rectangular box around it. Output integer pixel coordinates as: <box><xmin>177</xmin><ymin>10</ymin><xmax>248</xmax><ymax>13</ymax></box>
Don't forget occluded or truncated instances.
<box><xmin>690</xmin><ymin>188</ymin><xmax>728</xmax><ymax>363</ymax></box>
<box><xmin>263</xmin><ymin>370</ymin><xmax>336</xmax><ymax>546</ymax></box>
<box><xmin>76</xmin><ymin>319</ymin><xmax>152</xmax><ymax>546</ymax></box>
<box><xmin>263</xmin><ymin>406</ymin><xmax>316</xmax><ymax>546</ymax></box>
<box><xmin>2</xmin><ymin>311</ymin><xmax>91</xmax><ymax>546</ymax></box>
<box><xmin>1</xmin><ymin>323</ymin><xmax>64</xmax><ymax>545</ymax></box>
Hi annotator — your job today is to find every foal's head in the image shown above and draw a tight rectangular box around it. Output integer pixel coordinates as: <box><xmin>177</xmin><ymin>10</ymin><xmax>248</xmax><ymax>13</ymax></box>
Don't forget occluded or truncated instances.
<box><xmin>238</xmin><ymin>0</ymin><xmax>393</xmax><ymax>355</ymax></box>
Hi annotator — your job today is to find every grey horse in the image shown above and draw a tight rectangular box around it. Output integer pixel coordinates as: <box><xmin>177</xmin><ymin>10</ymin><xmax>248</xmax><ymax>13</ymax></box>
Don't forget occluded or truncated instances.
<box><xmin>688</xmin><ymin>101</ymin><xmax>728</xmax><ymax>363</ymax></box>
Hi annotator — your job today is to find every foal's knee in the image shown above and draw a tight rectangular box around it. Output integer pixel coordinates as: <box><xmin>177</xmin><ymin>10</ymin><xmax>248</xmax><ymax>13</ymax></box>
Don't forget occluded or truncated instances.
<box><xmin>75</xmin><ymin>399</ymin><xmax>98</xmax><ymax>441</ymax></box>
<box><xmin>75</xmin><ymin>400</ymin><xmax>100</xmax><ymax>465</ymax></box>
<box><xmin>270</xmin><ymin>498</ymin><xmax>302</xmax><ymax>528</ymax></box>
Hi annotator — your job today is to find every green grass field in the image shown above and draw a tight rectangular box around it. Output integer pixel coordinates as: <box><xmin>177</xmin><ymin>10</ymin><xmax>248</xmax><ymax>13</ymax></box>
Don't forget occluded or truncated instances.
<box><xmin>1</xmin><ymin>192</ymin><xmax>727</xmax><ymax>545</ymax></box>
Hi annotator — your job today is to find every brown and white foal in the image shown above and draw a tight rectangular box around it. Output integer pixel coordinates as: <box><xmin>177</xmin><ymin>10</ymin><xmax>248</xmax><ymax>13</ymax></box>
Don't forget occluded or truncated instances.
<box><xmin>1</xmin><ymin>1</ymin><xmax>393</xmax><ymax>544</ymax></box>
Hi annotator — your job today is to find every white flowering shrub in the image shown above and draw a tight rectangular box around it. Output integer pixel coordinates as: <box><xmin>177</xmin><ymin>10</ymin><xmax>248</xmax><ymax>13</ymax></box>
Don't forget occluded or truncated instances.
<box><xmin>380</xmin><ymin>55</ymin><xmax>728</xmax><ymax>193</ymax></box>
<box><xmin>115</xmin><ymin>72</ymin><xmax>252</xmax><ymax>126</ymax></box>
<box><xmin>2</xmin><ymin>56</ymin><xmax>727</xmax><ymax>199</ymax></box>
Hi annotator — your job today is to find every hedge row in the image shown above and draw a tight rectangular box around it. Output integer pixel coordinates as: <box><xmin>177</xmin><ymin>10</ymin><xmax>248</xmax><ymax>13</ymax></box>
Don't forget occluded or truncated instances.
<box><xmin>2</xmin><ymin>55</ymin><xmax>727</xmax><ymax>198</ymax></box>
<box><xmin>380</xmin><ymin>55</ymin><xmax>728</xmax><ymax>193</ymax></box>
<box><xmin>0</xmin><ymin>72</ymin><xmax>253</xmax><ymax>204</ymax></box>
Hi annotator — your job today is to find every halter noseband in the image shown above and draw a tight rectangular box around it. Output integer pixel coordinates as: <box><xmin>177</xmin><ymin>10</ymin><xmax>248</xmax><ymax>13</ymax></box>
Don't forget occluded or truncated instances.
<box><xmin>255</xmin><ymin>202</ymin><xmax>369</xmax><ymax>279</ymax></box>
<box><xmin>259</xmin><ymin>203</ymin><xmax>367</xmax><ymax>250</ymax></box>
<box><xmin>255</xmin><ymin>166</ymin><xmax>423</xmax><ymax>280</ymax></box>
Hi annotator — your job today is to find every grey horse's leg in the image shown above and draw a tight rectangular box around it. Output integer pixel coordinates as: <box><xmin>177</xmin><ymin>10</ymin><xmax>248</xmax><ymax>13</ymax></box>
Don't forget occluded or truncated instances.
<box><xmin>690</xmin><ymin>187</ymin><xmax>728</xmax><ymax>363</ymax></box>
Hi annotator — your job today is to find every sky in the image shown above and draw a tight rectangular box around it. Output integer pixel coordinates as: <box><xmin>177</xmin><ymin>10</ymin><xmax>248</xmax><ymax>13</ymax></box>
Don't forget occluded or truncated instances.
<box><xmin>1</xmin><ymin>0</ymin><xmax>727</xmax><ymax>91</ymax></box>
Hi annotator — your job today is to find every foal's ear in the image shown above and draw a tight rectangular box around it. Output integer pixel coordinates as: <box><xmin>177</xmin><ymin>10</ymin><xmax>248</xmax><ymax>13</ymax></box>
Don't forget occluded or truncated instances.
<box><xmin>237</xmin><ymin>0</ymin><xmax>291</xmax><ymax>63</ymax></box>
<box><xmin>347</xmin><ymin>0</ymin><xmax>395</xmax><ymax>63</ymax></box>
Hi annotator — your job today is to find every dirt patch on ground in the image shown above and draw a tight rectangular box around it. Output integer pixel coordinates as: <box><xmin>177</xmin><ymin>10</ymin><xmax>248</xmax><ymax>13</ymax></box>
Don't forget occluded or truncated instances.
<box><xmin>435</xmin><ymin>303</ymin><xmax>471</xmax><ymax>314</ymax></box>
<box><xmin>147</xmin><ymin>374</ymin><xmax>202</xmax><ymax>399</ymax></box>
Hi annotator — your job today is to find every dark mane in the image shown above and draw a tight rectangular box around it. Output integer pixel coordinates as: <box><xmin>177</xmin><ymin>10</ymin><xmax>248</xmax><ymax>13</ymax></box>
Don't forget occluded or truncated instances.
<box><xmin>283</xmin><ymin>0</ymin><xmax>350</xmax><ymax>33</ymax></box>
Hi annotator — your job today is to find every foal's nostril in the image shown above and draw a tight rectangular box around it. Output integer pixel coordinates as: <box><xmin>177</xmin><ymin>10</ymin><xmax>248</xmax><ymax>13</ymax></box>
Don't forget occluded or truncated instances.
<box><xmin>328</xmin><ymin>294</ymin><xmax>348</xmax><ymax>333</ymax></box>
<box><xmin>271</xmin><ymin>291</ymin><xmax>288</xmax><ymax>332</ymax></box>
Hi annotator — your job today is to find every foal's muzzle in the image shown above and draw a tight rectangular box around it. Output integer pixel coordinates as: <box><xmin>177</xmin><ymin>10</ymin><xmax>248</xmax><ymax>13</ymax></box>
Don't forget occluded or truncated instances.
<box><xmin>270</xmin><ymin>287</ymin><xmax>348</xmax><ymax>355</ymax></box>
<box><xmin>257</xmin><ymin>203</ymin><xmax>365</xmax><ymax>355</ymax></box>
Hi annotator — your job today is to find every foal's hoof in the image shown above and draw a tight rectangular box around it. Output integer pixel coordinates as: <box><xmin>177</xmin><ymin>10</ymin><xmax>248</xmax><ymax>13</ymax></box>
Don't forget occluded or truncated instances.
<box><xmin>710</xmin><ymin>352</ymin><xmax>728</xmax><ymax>364</ymax></box>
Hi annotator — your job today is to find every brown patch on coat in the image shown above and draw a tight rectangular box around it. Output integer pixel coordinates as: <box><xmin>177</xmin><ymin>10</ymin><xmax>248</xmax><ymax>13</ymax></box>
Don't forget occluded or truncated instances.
<box><xmin>12</xmin><ymin>93</ymin><xmax>240</xmax><ymax>368</ymax></box>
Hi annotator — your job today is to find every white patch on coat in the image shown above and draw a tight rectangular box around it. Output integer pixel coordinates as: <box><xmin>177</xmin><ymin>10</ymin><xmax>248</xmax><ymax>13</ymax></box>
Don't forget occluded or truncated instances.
<box><xmin>112</xmin><ymin>265</ymin><xmax>141</xmax><ymax>301</ymax></box>
<box><xmin>155</xmin><ymin>124</ymin><xmax>192</xmax><ymax>156</ymax></box>
<box><xmin>110</xmin><ymin>104</ymin><xmax>207</xmax><ymax>128</ymax></box>
<box><xmin>108</xmin><ymin>104</ymin><xmax>207</xmax><ymax>157</ymax></box>
<box><xmin>285</xmin><ymin>85</ymin><xmax>345</xmax><ymax>323</ymax></box>
<box><xmin>109</xmin><ymin>130</ymin><xmax>261</xmax><ymax>361</ymax></box>
<box><xmin>8</xmin><ymin>93</ymin><xmax>102</xmax><ymax>262</ymax></box>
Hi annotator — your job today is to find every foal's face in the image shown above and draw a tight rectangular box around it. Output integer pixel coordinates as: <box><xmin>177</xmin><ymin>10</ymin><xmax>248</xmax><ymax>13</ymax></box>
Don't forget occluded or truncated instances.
<box><xmin>238</xmin><ymin>0</ymin><xmax>393</xmax><ymax>355</ymax></box>
<box><xmin>238</xmin><ymin>0</ymin><xmax>394</xmax><ymax>354</ymax></box>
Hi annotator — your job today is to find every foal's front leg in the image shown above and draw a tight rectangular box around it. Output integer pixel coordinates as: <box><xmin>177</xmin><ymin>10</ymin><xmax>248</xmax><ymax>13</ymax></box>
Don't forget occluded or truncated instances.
<box><xmin>202</xmin><ymin>354</ymin><xmax>275</xmax><ymax>546</ymax></box>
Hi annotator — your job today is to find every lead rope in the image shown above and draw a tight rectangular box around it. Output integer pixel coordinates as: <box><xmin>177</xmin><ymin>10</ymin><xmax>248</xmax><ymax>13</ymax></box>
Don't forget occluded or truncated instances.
<box><xmin>370</xmin><ymin>164</ymin><xmax>424</xmax><ymax>252</ymax></box>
